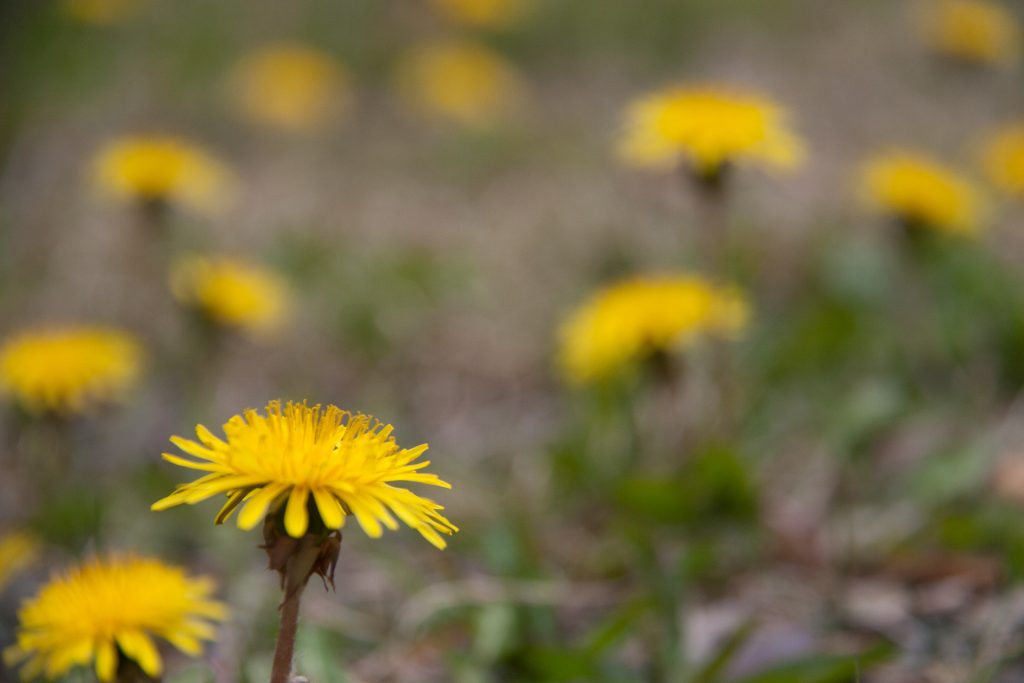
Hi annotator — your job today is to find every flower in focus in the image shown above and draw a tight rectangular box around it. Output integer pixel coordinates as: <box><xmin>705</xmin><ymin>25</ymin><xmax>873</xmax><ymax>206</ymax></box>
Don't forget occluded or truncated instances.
<box><xmin>430</xmin><ymin>0</ymin><xmax>528</xmax><ymax>27</ymax></box>
<box><xmin>3</xmin><ymin>554</ymin><xmax>226</xmax><ymax>682</ymax></box>
<box><xmin>618</xmin><ymin>84</ymin><xmax>805</xmax><ymax>178</ymax></box>
<box><xmin>62</xmin><ymin>0</ymin><xmax>139</xmax><ymax>25</ymax></box>
<box><xmin>152</xmin><ymin>400</ymin><xmax>458</xmax><ymax>548</ymax></box>
<box><xmin>923</xmin><ymin>0</ymin><xmax>1020</xmax><ymax>67</ymax></box>
<box><xmin>860</xmin><ymin>150</ymin><xmax>985</xmax><ymax>235</ymax></box>
<box><xmin>397</xmin><ymin>39</ymin><xmax>525</xmax><ymax>127</ymax></box>
<box><xmin>93</xmin><ymin>136</ymin><xmax>232</xmax><ymax>213</ymax></box>
<box><xmin>559</xmin><ymin>275</ymin><xmax>749</xmax><ymax>385</ymax></box>
<box><xmin>0</xmin><ymin>534</ymin><xmax>38</xmax><ymax>593</ymax></box>
<box><xmin>227</xmin><ymin>44</ymin><xmax>352</xmax><ymax>132</ymax></box>
<box><xmin>980</xmin><ymin>122</ymin><xmax>1024</xmax><ymax>195</ymax></box>
<box><xmin>0</xmin><ymin>326</ymin><xmax>143</xmax><ymax>415</ymax></box>
<box><xmin>170</xmin><ymin>255</ymin><xmax>289</xmax><ymax>336</ymax></box>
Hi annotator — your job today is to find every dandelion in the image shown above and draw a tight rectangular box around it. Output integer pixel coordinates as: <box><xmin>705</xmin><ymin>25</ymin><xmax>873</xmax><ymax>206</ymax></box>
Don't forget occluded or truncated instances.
<box><xmin>93</xmin><ymin>136</ymin><xmax>232</xmax><ymax>214</ymax></box>
<box><xmin>62</xmin><ymin>0</ymin><xmax>139</xmax><ymax>25</ymax></box>
<box><xmin>980</xmin><ymin>122</ymin><xmax>1024</xmax><ymax>195</ymax></box>
<box><xmin>227</xmin><ymin>44</ymin><xmax>352</xmax><ymax>132</ymax></box>
<box><xmin>3</xmin><ymin>554</ymin><xmax>226</xmax><ymax>682</ymax></box>
<box><xmin>618</xmin><ymin>84</ymin><xmax>805</xmax><ymax>182</ymax></box>
<box><xmin>0</xmin><ymin>326</ymin><xmax>143</xmax><ymax>415</ymax></box>
<box><xmin>152</xmin><ymin>400</ymin><xmax>456</xmax><ymax>547</ymax></box>
<box><xmin>0</xmin><ymin>533</ymin><xmax>38</xmax><ymax>593</ymax></box>
<box><xmin>430</xmin><ymin>0</ymin><xmax>528</xmax><ymax>27</ymax></box>
<box><xmin>860</xmin><ymin>150</ymin><xmax>985</xmax><ymax>235</ymax></box>
<box><xmin>170</xmin><ymin>255</ymin><xmax>289</xmax><ymax>336</ymax></box>
<box><xmin>923</xmin><ymin>0</ymin><xmax>1020</xmax><ymax>67</ymax></box>
<box><xmin>397</xmin><ymin>39</ymin><xmax>525</xmax><ymax>127</ymax></box>
<box><xmin>152</xmin><ymin>400</ymin><xmax>456</xmax><ymax>683</ymax></box>
<box><xmin>559</xmin><ymin>275</ymin><xmax>749</xmax><ymax>385</ymax></box>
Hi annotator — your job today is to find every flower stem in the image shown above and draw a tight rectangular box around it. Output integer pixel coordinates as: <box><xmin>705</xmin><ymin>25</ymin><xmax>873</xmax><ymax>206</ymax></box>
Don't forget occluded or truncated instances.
<box><xmin>270</xmin><ymin>585</ymin><xmax>303</xmax><ymax>683</ymax></box>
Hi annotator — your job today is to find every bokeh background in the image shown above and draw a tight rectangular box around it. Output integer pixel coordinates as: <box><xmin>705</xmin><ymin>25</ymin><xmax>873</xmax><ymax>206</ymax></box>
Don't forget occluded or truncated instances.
<box><xmin>4</xmin><ymin>0</ymin><xmax>1024</xmax><ymax>681</ymax></box>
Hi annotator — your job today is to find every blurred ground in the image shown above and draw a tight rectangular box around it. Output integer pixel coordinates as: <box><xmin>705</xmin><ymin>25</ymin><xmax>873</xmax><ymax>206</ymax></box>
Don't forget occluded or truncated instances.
<box><xmin>4</xmin><ymin>1</ymin><xmax>1024</xmax><ymax>682</ymax></box>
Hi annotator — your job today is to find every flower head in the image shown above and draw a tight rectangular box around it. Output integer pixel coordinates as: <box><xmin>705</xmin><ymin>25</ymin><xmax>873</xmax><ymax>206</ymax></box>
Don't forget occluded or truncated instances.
<box><xmin>4</xmin><ymin>554</ymin><xmax>226</xmax><ymax>682</ymax></box>
<box><xmin>0</xmin><ymin>533</ymin><xmax>38</xmax><ymax>593</ymax></box>
<box><xmin>860</xmin><ymin>150</ymin><xmax>985</xmax><ymax>235</ymax></box>
<box><xmin>618</xmin><ymin>85</ymin><xmax>805</xmax><ymax>178</ymax></box>
<box><xmin>62</xmin><ymin>0</ymin><xmax>139</xmax><ymax>25</ymax></box>
<box><xmin>228</xmin><ymin>44</ymin><xmax>352</xmax><ymax>132</ymax></box>
<box><xmin>0</xmin><ymin>326</ymin><xmax>143</xmax><ymax>415</ymax></box>
<box><xmin>152</xmin><ymin>401</ymin><xmax>458</xmax><ymax>549</ymax></box>
<box><xmin>559</xmin><ymin>275</ymin><xmax>749</xmax><ymax>385</ymax></box>
<box><xmin>924</xmin><ymin>0</ymin><xmax>1020</xmax><ymax>67</ymax></box>
<box><xmin>93</xmin><ymin>136</ymin><xmax>232</xmax><ymax>213</ymax></box>
<box><xmin>980</xmin><ymin>122</ymin><xmax>1024</xmax><ymax>195</ymax></box>
<box><xmin>430</xmin><ymin>0</ymin><xmax>528</xmax><ymax>27</ymax></box>
<box><xmin>397</xmin><ymin>39</ymin><xmax>525</xmax><ymax>127</ymax></box>
<box><xmin>170</xmin><ymin>255</ymin><xmax>289</xmax><ymax>336</ymax></box>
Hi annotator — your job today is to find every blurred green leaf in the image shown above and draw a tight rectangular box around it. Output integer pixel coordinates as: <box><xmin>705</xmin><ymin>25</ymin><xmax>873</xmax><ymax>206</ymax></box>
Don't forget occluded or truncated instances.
<box><xmin>693</xmin><ymin>619</ymin><xmax>757</xmax><ymax>683</ymax></box>
<box><xmin>728</xmin><ymin>643</ymin><xmax>895</xmax><ymax>683</ymax></box>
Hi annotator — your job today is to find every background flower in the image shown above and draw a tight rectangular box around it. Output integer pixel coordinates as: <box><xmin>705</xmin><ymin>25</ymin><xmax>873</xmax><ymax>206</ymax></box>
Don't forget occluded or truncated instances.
<box><xmin>170</xmin><ymin>255</ymin><xmax>290</xmax><ymax>336</ymax></box>
<box><xmin>4</xmin><ymin>554</ymin><xmax>226</xmax><ymax>682</ymax></box>
<box><xmin>980</xmin><ymin>122</ymin><xmax>1024</xmax><ymax>195</ymax></box>
<box><xmin>0</xmin><ymin>534</ymin><xmax>38</xmax><ymax>594</ymax></box>
<box><xmin>227</xmin><ymin>44</ymin><xmax>352</xmax><ymax>132</ymax></box>
<box><xmin>0</xmin><ymin>326</ymin><xmax>143</xmax><ymax>415</ymax></box>
<box><xmin>93</xmin><ymin>136</ymin><xmax>233</xmax><ymax>213</ymax></box>
<box><xmin>860</xmin><ymin>149</ymin><xmax>985</xmax><ymax>235</ymax></box>
<box><xmin>396</xmin><ymin>39</ymin><xmax>525</xmax><ymax>127</ymax></box>
<box><xmin>923</xmin><ymin>0</ymin><xmax>1020</xmax><ymax>67</ymax></box>
<box><xmin>429</xmin><ymin>0</ymin><xmax>529</xmax><ymax>27</ymax></box>
<box><xmin>618</xmin><ymin>84</ymin><xmax>805</xmax><ymax>177</ymax></box>
<box><xmin>558</xmin><ymin>275</ymin><xmax>749</xmax><ymax>385</ymax></box>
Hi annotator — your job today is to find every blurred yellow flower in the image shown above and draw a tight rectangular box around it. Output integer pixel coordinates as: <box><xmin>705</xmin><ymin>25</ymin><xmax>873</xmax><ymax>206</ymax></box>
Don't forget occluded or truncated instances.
<box><xmin>924</xmin><ymin>0</ymin><xmax>1020</xmax><ymax>67</ymax></box>
<box><xmin>228</xmin><ymin>44</ymin><xmax>352</xmax><ymax>132</ymax></box>
<box><xmin>397</xmin><ymin>40</ymin><xmax>525</xmax><ymax>127</ymax></box>
<box><xmin>860</xmin><ymin>150</ymin><xmax>985</xmax><ymax>235</ymax></box>
<box><xmin>4</xmin><ymin>554</ymin><xmax>226</xmax><ymax>682</ymax></box>
<box><xmin>152</xmin><ymin>400</ymin><xmax>459</xmax><ymax>548</ymax></box>
<box><xmin>170</xmin><ymin>255</ymin><xmax>289</xmax><ymax>336</ymax></box>
<box><xmin>93</xmin><ymin>136</ymin><xmax>232</xmax><ymax>213</ymax></box>
<box><xmin>619</xmin><ymin>85</ymin><xmax>805</xmax><ymax>177</ymax></box>
<box><xmin>0</xmin><ymin>534</ymin><xmax>38</xmax><ymax>593</ymax></box>
<box><xmin>430</xmin><ymin>0</ymin><xmax>528</xmax><ymax>27</ymax></box>
<box><xmin>63</xmin><ymin>0</ymin><xmax>139</xmax><ymax>25</ymax></box>
<box><xmin>559</xmin><ymin>275</ymin><xmax>749</xmax><ymax>385</ymax></box>
<box><xmin>980</xmin><ymin>122</ymin><xmax>1024</xmax><ymax>195</ymax></box>
<box><xmin>0</xmin><ymin>327</ymin><xmax>143</xmax><ymax>415</ymax></box>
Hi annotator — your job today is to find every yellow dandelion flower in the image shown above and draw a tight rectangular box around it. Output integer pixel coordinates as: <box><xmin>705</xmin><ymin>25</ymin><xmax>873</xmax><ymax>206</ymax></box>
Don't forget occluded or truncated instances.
<box><xmin>618</xmin><ymin>84</ymin><xmax>805</xmax><ymax>177</ymax></box>
<box><xmin>170</xmin><ymin>255</ymin><xmax>289</xmax><ymax>336</ymax></box>
<box><xmin>228</xmin><ymin>44</ymin><xmax>352</xmax><ymax>132</ymax></box>
<box><xmin>924</xmin><ymin>0</ymin><xmax>1020</xmax><ymax>67</ymax></box>
<box><xmin>397</xmin><ymin>39</ymin><xmax>525</xmax><ymax>127</ymax></box>
<box><xmin>151</xmin><ymin>401</ymin><xmax>459</xmax><ymax>549</ymax></box>
<box><xmin>4</xmin><ymin>554</ymin><xmax>226</xmax><ymax>682</ymax></box>
<box><xmin>430</xmin><ymin>0</ymin><xmax>528</xmax><ymax>27</ymax></box>
<box><xmin>860</xmin><ymin>150</ymin><xmax>985</xmax><ymax>235</ymax></box>
<box><xmin>0</xmin><ymin>327</ymin><xmax>143</xmax><ymax>415</ymax></box>
<box><xmin>0</xmin><ymin>533</ymin><xmax>38</xmax><ymax>593</ymax></box>
<box><xmin>559</xmin><ymin>275</ymin><xmax>749</xmax><ymax>385</ymax></box>
<box><xmin>62</xmin><ymin>0</ymin><xmax>139</xmax><ymax>25</ymax></box>
<box><xmin>980</xmin><ymin>122</ymin><xmax>1024</xmax><ymax>195</ymax></box>
<box><xmin>93</xmin><ymin>136</ymin><xmax>232</xmax><ymax>213</ymax></box>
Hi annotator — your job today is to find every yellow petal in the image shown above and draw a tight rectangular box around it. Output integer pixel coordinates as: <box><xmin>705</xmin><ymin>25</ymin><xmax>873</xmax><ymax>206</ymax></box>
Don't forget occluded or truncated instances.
<box><xmin>116</xmin><ymin>630</ymin><xmax>162</xmax><ymax>677</ymax></box>
<box><xmin>95</xmin><ymin>640</ymin><xmax>117</xmax><ymax>682</ymax></box>
<box><xmin>284</xmin><ymin>486</ymin><xmax>310</xmax><ymax>537</ymax></box>
<box><xmin>237</xmin><ymin>484</ymin><xmax>287</xmax><ymax>530</ymax></box>
<box><xmin>311</xmin><ymin>488</ymin><xmax>344</xmax><ymax>529</ymax></box>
